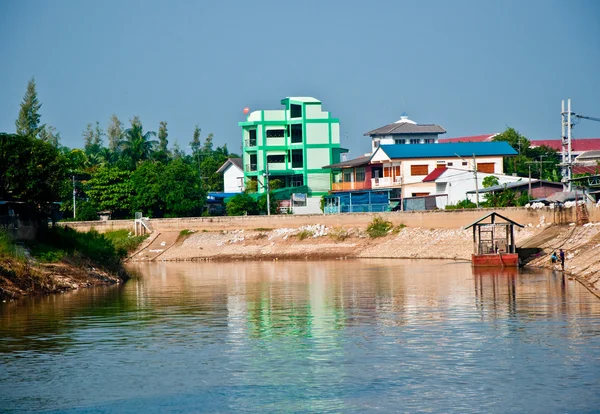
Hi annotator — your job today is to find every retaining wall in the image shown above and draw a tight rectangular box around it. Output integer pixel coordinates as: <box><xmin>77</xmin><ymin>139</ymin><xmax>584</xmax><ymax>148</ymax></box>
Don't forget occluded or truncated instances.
<box><xmin>60</xmin><ymin>204</ymin><xmax>600</xmax><ymax>233</ymax></box>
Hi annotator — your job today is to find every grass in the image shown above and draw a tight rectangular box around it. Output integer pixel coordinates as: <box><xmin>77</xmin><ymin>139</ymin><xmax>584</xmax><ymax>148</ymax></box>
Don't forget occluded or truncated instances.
<box><xmin>176</xmin><ymin>229</ymin><xmax>195</xmax><ymax>243</ymax></box>
<box><xmin>103</xmin><ymin>229</ymin><xmax>148</xmax><ymax>254</ymax></box>
<box><xmin>329</xmin><ymin>227</ymin><xmax>350</xmax><ymax>241</ymax></box>
<box><xmin>366</xmin><ymin>216</ymin><xmax>394</xmax><ymax>238</ymax></box>
<box><xmin>254</xmin><ymin>228</ymin><xmax>273</xmax><ymax>232</ymax></box>
<box><xmin>297</xmin><ymin>229</ymin><xmax>314</xmax><ymax>240</ymax></box>
<box><xmin>0</xmin><ymin>230</ymin><xmax>26</xmax><ymax>262</ymax></box>
<box><xmin>392</xmin><ymin>223</ymin><xmax>406</xmax><ymax>234</ymax></box>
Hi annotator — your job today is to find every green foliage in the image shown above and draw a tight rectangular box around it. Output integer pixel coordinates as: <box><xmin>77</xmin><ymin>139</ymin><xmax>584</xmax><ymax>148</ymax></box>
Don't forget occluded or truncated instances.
<box><xmin>392</xmin><ymin>223</ymin><xmax>406</xmax><ymax>234</ymax></box>
<box><xmin>257</xmin><ymin>193</ymin><xmax>279</xmax><ymax>215</ymax></box>
<box><xmin>245</xmin><ymin>180</ymin><xmax>258</xmax><ymax>193</ymax></box>
<box><xmin>226</xmin><ymin>193</ymin><xmax>259</xmax><ymax>216</ymax></box>
<box><xmin>0</xmin><ymin>230</ymin><xmax>25</xmax><ymax>261</ymax></box>
<box><xmin>366</xmin><ymin>216</ymin><xmax>393</xmax><ymax>238</ymax></box>
<box><xmin>39</xmin><ymin>125</ymin><xmax>61</xmax><ymax>147</ymax></box>
<box><xmin>86</xmin><ymin>166</ymin><xmax>133</xmax><ymax>217</ymax></box>
<box><xmin>107</xmin><ymin>114</ymin><xmax>123</xmax><ymax>151</ymax></box>
<box><xmin>83</xmin><ymin>121</ymin><xmax>104</xmax><ymax>159</ymax></box>
<box><xmin>103</xmin><ymin>229</ymin><xmax>147</xmax><ymax>253</ymax></box>
<box><xmin>493</xmin><ymin>127</ymin><xmax>561</xmax><ymax>180</ymax></box>
<box><xmin>29</xmin><ymin>243</ymin><xmax>66</xmax><ymax>263</ymax></box>
<box><xmin>445</xmin><ymin>199</ymin><xmax>477</xmax><ymax>210</ymax></box>
<box><xmin>15</xmin><ymin>77</ymin><xmax>43</xmax><ymax>138</ymax></box>
<box><xmin>0</xmin><ymin>133</ymin><xmax>68</xmax><ymax>205</ymax></box>
<box><xmin>269</xmin><ymin>179</ymin><xmax>284</xmax><ymax>190</ymax></box>
<box><xmin>329</xmin><ymin>227</ymin><xmax>349</xmax><ymax>241</ymax></box>
<box><xmin>482</xmin><ymin>175</ymin><xmax>500</xmax><ymax>188</ymax></box>
<box><xmin>118</xmin><ymin>116</ymin><xmax>157</xmax><ymax>169</ymax></box>
<box><xmin>297</xmin><ymin>229</ymin><xmax>314</xmax><ymax>240</ymax></box>
<box><xmin>33</xmin><ymin>227</ymin><xmax>125</xmax><ymax>273</ymax></box>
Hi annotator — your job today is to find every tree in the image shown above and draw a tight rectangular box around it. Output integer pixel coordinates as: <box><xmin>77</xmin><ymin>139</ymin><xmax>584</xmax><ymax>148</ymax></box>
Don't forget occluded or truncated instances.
<box><xmin>107</xmin><ymin>114</ymin><xmax>123</xmax><ymax>151</ymax></box>
<box><xmin>482</xmin><ymin>175</ymin><xmax>500</xmax><ymax>188</ymax></box>
<box><xmin>0</xmin><ymin>133</ymin><xmax>67</xmax><ymax>205</ymax></box>
<box><xmin>158</xmin><ymin>121</ymin><xmax>169</xmax><ymax>152</ymax></box>
<box><xmin>86</xmin><ymin>166</ymin><xmax>133</xmax><ymax>217</ymax></box>
<box><xmin>83</xmin><ymin>121</ymin><xmax>104</xmax><ymax>158</ymax></box>
<box><xmin>118</xmin><ymin>116</ymin><xmax>158</xmax><ymax>169</ymax></box>
<box><xmin>39</xmin><ymin>125</ymin><xmax>61</xmax><ymax>147</ymax></box>
<box><xmin>226</xmin><ymin>193</ymin><xmax>259</xmax><ymax>216</ymax></box>
<box><xmin>15</xmin><ymin>78</ymin><xmax>44</xmax><ymax>139</ymax></box>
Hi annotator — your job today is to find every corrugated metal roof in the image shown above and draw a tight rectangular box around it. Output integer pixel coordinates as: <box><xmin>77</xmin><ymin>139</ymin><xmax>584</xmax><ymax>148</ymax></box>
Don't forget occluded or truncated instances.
<box><xmin>323</xmin><ymin>154</ymin><xmax>371</xmax><ymax>169</ymax></box>
<box><xmin>422</xmin><ymin>167</ymin><xmax>447</xmax><ymax>182</ymax></box>
<box><xmin>530</xmin><ymin>138</ymin><xmax>600</xmax><ymax>152</ymax></box>
<box><xmin>377</xmin><ymin>142</ymin><xmax>518</xmax><ymax>159</ymax></box>
<box><xmin>465</xmin><ymin>179</ymin><xmax>563</xmax><ymax>194</ymax></box>
<box><xmin>439</xmin><ymin>134</ymin><xmax>498</xmax><ymax>143</ymax></box>
<box><xmin>364</xmin><ymin>122</ymin><xmax>446</xmax><ymax>136</ymax></box>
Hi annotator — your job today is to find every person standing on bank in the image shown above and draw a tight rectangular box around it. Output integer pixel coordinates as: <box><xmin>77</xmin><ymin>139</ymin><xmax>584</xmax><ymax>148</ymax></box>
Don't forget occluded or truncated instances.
<box><xmin>559</xmin><ymin>249</ymin><xmax>565</xmax><ymax>271</ymax></box>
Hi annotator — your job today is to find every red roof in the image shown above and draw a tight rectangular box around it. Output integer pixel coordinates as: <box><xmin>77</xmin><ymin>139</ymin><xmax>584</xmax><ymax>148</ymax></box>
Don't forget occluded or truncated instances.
<box><xmin>530</xmin><ymin>138</ymin><xmax>600</xmax><ymax>152</ymax></box>
<box><xmin>439</xmin><ymin>134</ymin><xmax>497</xmax><ymax>143</ymax></box>
<box><xmin>573</xmin><ymin>165</ymin><xmax>600</xmax><ymax>175</ymax></box>
<box><xmin>423</xmin><ymin>167</ymin><xmax>448</xmax><ymax>182</ymax></box>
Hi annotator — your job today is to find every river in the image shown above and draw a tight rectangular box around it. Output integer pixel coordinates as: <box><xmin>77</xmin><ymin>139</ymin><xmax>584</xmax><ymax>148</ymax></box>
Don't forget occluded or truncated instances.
<box><xmin>1</xmin><ymin>260</ymin><xmax>599</xmax><ymax>413</ymax></box>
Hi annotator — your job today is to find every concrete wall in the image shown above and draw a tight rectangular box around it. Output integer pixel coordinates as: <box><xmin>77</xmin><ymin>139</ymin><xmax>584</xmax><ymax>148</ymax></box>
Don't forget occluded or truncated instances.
<box><xmin>60</xmin><ymin>204</ymin><xmax>600</xmax><ymax>233</ymax></box>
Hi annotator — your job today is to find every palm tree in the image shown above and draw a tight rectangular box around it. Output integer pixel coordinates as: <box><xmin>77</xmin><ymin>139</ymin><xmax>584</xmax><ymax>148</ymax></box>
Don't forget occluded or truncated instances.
<box><xmin>118</xmin><ymin>118</ymin><xmax>158</xmax><ymax>168</ymax></box>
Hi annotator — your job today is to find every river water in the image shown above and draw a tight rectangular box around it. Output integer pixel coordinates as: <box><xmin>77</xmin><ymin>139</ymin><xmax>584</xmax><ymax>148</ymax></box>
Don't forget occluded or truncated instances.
<box><xmin>1</xmin><ymin>260</ymin><xmax>599</xmax><ymax>413</ymax></box>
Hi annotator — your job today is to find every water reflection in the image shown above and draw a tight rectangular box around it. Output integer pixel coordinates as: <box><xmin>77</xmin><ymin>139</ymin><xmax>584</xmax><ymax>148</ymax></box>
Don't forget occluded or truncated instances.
<box><xmin>1</xmin><ymin>260</ymin><xmax>599</xmax><ymax>413</ymax></box>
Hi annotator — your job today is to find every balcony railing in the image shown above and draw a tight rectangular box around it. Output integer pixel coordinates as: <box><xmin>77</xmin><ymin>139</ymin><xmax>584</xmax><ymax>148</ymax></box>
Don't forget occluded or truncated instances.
<box><xmin>331</xmin><ymin>181</ymin><xmax>371</xmax><ymax>191</ymax></box>
<box><xmin>245</xmin><ymin>139</ymin><xmax>257</xmax><ymax>147</ymax></box>
<box><xmin>371</xmin><ymin>176</ymin><xmax>402</xmax><ymax>188</ymax></box>
<box><xmin>245</xmin><ymin>163</ymin><xmax>257</xmax><ymax>172</ymax></box>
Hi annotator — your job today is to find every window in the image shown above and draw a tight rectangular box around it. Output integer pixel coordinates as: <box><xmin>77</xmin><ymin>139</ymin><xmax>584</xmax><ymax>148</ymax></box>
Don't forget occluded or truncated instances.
<box><xmin>394</xmin><ymin>166</ymin><xmax>401</xmax><ymax>177</ymax></box>
<box><xmin>412</xmin><ymin>192</ymin><xmax>430</xmax><ymax>197</ymax></box>
<box><xmin>477</xmin><ymin>163</ymin><xmax>495</xmax><ymax>173</ymax></box>
<box><xmin>462</xmin><ymin>161</ymin><xmax>468</xmax><ymax>166</ymax></box>
<box><xmin>267</xmin><ymin>154</ymin><xmax>285</xmax><ymax>164</ymax></box>
<box><xmin>410</xmin><ymin>139</ymin><xmax>420</xmax><ymax>144</ymax></box>
<box><xmin>436</xmin><ymin>161</ymin><xmax>446</xmax><ymax>166</ymax></box>
<box><xmin>374</xmin><ymin>140</ymin><xmax>380</xmax><ymax>148</ymax></box>
<box><xmin>266</xmin><ymin>129</ymin><xmax>285</xmax><ymax>138</ymax></box>
<box><xmin>426</xmin><ymin>139</ymin><xmax>435</xmax><ymax>143</ymax></box>
<box><xmin>248</xmin><ymin>129</ymin><xmax>257</xmax><ymax>146</ymax></box>
<box><xmin>291</xmin><ymin>149</ymin><xmax>303</xmax><ymax>168</ymax></box>
<box><xmin>343</xmin><ymin>171</ymin><xmax>353</xmax><ymax>182</ymax></box>
<box><xmin>291</xmin><ymin>176</ymin><xmax>304</xmax><ymax>187</ymax></box>
<box><xmin>248</xmin><ymin>154</ymin><xmax>257</xmax><ymax>171</ymax></box>
<box><xmin>410</xmin><ymin>164</ymin><xmax>429</xmax><ymax>176</ymax></box>
<box><xmin>356</xmin><ymin>167</ymin><xmax>366</xmax><ymax>182</ymax></box>
<box><xmin>290</xmin><ymin>104</ymin><xmax>302</xmax><ymax>118</ymax></box>
<box><xmin>383</xmin><ymin>166</ymin><xmax>391</xmax><ymax>177</ymax></box>
<box><xmin>447</xmin><ymin>162</ymin><xmax>453</xmax><ymax>166</ymax></box>
<box><xmin>394</xmin><ymin>139</ymin><xmax>405</xmax><ymax>144</ymax></box>
<box><xmin>290</xmin><ymin>124</ymin><xmax>303</xmax><ymax>143</ymax></box>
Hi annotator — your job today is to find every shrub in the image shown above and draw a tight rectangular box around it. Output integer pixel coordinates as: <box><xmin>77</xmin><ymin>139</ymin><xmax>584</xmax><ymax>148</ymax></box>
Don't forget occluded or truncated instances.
<box><xmin>329</xmin><ymin>227</ymin><xmax>349</xmax><ymax>241</ymax></box>
<box><xmin>297</xmin><ymin>229</ymin><xmax>314</xmax><ymax>240</ymax></box>
<box><xmin>102</xmin><ymin>229</ymin><xmax>147</xmax><ymax>254</ymax></box>
<box><xmin>177</xmin><ymin>229</ymin><xmax>195</xmax><ymax>243</ymax></box>
<box><xmin>0</xmin><ymin>230</ymin><xmax>25</xmax><ymax>261</ymax></box>
<box><xmin>226</xmin><ymin>193</ymin><xmax>259</xmax><ymax>216</ymax></box>
<box><xmin>392</xmin><ymin>223</ymin><xmax>406</xmax><ymax>234</ymax></box>
<box><xmin>445</xmin><ymin>199</ymin><xmax>477</xmax><ymax>210</ymax></box>
<box><xmin>366</xmin><ymin>216</ymin><xmax>393</xmax><ymax>238</ymax></box>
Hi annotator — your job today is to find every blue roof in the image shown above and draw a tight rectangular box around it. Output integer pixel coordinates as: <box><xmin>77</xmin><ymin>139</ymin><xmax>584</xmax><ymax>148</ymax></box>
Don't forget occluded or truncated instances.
<box><xmin>378</xmin><ymin>142</ymin><xmax>518</xmax><ymax>159</ymax></box>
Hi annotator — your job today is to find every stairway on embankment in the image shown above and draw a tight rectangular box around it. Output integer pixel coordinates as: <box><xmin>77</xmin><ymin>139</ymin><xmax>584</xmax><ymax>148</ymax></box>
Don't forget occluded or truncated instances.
<box><xmin>129</xmin><ymin>231</ymin><xmax>181</xmax><ymax>261</ymax></box>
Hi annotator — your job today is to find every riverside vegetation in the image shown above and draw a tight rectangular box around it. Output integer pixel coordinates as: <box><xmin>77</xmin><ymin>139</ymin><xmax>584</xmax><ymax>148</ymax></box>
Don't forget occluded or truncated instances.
<box><xmin>0</xmin><ymin>227</ymin><xmax>146</xmax><ymax>300</ymax></box>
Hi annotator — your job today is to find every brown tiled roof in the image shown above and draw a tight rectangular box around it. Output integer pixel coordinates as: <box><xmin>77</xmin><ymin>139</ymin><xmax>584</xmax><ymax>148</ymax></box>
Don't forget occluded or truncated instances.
<box><xmin>323</xmin><ymin>154</ymin><xmax>371</xmax><ymax>169</ymax></box>
<box><xmin>364</xmin><ymin>122</ymin><xmax>446</xmax><ymax>136</ymax></box>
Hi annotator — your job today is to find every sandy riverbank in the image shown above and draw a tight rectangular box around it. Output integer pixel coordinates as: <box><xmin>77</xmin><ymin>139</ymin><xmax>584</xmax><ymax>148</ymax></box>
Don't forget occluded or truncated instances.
<box><xmin>130</xmin><ymin>221</ymin><xmax>600</xmax><ymax>299</ymax></box>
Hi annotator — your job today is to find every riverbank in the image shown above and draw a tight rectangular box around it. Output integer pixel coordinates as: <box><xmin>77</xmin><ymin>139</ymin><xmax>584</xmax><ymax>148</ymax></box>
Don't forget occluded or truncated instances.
<box><xmin>0</xmin><ymin>228</ymin><xmax>136</xmax><ymax>301</ymax></box>
<box><xmin>130</xmin><ymin>221</ymin><xmax>600</xmax><ymax>298</ymax></box>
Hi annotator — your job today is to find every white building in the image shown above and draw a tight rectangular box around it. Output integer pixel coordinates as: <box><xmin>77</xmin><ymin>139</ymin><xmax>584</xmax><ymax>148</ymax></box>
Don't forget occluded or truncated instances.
<box><xmin>217</xmin><ymin>158</ymin><xmax>245</xmax><ymax>193</ymax></box>
<box><xmin>364</xmin><ymin>114</ymin><xmax>446</xmax><ymax>154</ymax></box>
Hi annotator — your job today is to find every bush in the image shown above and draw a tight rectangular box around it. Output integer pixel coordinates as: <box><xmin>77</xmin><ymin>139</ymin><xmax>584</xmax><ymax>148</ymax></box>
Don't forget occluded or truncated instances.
<box><xmin>227</xmin><ymin>193</ymin><xmax>259</xmax><ymax>216</ymax></box>
<box><xmin>329</xmin><ymin>227</ymin><xmax>349</xmax><ymax>241</ymax></box>
<box><xmin>297</xmin><ymin>229</ymin><xmax>314</xmax><ymax>240</ymax></box>
<box><xmin>103</xmin><ymin>229</ymin><xmax>148</xmax><ymax>254</ymax></box>
<box><xmin>392</xmin><ymin>223</ymin><xmax>406</xmax><ymax>234</ymax></box>
<box><xmin>445</xmin><ymin>199</ymin><xmax>477</xmax><ymax>210</ymax></box>
<box><xmin>366</xmin><ymin>216</ymin><xmax>393</xmax><ymax>238</ymax></box>
<box><xmin>0</xmin><ymin>230</ymin><xmax>24</xmax><ymax>261</ymax></box>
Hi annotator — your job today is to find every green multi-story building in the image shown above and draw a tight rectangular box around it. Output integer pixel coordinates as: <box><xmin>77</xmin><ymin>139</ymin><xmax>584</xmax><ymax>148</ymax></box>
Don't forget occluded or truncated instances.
<box><xmin>239</xmin><ymin>97</ymin><xmax>345</xmax><ymax>203</ymax></box>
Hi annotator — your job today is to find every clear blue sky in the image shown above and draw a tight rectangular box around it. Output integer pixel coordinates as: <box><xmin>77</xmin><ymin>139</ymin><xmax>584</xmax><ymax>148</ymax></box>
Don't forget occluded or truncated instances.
<box><xmin>1</xmin><ymin>0</ymin><xmax>599</xmax><ymax>159</ymax></box>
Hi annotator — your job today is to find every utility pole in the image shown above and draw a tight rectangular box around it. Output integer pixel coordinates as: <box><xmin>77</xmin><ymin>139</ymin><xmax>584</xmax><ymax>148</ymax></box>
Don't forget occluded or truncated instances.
<box><xmin>561</xmin><ymin>99</ymin><xmax>573</xmax><ymax>192</ymax></box>
<box><xmin>526</xmin><ymin>158</ymin><xmax>554</xmax><ymax>197</ymax></box>
<box><xmin>265</xmin><ymin>163</ymin><xmax>271</xmax><ymax>216</ymax></box>
<box><xmin>473</xmin><ymin>153</ymin><xmax>479</xmax><ymax>208</ymax></box>
<box><xmin>72</xmin><ymin>175</ymin><xmax>76</xmax><ymax>219</ymax></box>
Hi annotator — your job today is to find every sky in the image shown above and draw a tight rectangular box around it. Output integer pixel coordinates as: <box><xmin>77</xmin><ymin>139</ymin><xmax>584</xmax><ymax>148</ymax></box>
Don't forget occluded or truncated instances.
<box><xmin>1</xmin><ymin>0</ymin><xmax>599</xmax><ymax>159</ymax></box>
